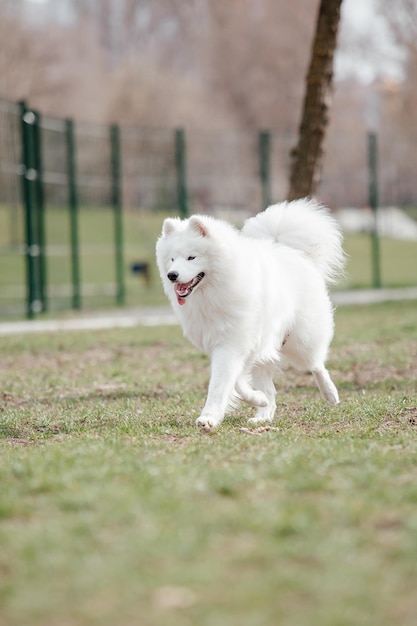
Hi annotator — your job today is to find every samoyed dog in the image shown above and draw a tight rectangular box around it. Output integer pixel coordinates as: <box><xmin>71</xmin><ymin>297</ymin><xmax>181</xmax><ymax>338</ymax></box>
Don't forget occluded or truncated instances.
<box><xmin>156</xmin><ymin>198</ymin><xmax>345</xmax><ymax>430</ymax></box>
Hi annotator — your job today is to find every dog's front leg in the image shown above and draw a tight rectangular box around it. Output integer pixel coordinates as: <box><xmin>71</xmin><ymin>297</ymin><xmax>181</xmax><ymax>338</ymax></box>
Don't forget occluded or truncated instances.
<box><xmin>196</xmin><ymin>348</ymin><xmax>243</xmax><ymax>430</ymax></box>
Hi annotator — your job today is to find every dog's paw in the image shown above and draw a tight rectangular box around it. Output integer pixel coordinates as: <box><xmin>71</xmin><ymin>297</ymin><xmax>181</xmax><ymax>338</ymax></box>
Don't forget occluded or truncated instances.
<box><xmin>322</xmin><ymin>386</ymin><xmax>340</xmax><ymax>405</ymax></box>
<box><xmin>195</xmin><ymin>414</ymin><xmax>221</xmax><ymax>431</ymax></box>
<box><xmin>248</xmin><ymin>415</ymin><xmax>273</xmax><ymax>425</ymax></box>
<box><xmin>247</xmin><ymin>407</ymin><xmax>275</xmax><ymax>425</ymax></box>
<box><xmin>329</xmin><ymin>395</ymin><xmax>340</xmax><ymax>405</ymax></box>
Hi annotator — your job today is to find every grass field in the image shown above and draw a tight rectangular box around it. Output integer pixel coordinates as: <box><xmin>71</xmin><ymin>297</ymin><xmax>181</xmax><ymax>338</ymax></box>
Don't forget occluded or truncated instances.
<box><xmin>1</xmin><ymin>300</ymin><xmax>417</xmax><ymax>626</ymax></box>
<box><xmin>1</xmin><ymin>205</ymin><xmax>417</xmax><ymax>317</ymax></box>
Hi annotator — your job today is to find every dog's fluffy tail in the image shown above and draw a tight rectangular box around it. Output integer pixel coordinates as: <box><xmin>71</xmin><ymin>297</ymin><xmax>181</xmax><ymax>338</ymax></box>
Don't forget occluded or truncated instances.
<box><xmin>242</xmin><ymin>198</ymin><xmax>346</xmax><ymax>284</ymax></box>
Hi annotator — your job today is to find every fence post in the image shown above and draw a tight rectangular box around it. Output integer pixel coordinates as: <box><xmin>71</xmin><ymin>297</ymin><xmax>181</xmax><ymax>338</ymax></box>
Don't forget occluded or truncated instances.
<box><xmin>20</xmin><ymin>101</ymin><xmax>42</xmax><ymax>319</ymax></box>
<box><xmin>34</xmin><ymin>110</ymin><xmax>47</xmax><ymax>312</ymax></box>
<box><xmin>367</xmin><ymin>132</ymin><xmax>381</xmax><ymax>288</ymax></box>
<box><xmin>175</xmin><ymin>129</ymin><xmax>188</xmax><ymax>218</ymax></box>
<box><xmin>65</xmin><ymin>118</ymin><xmax>81</xmax><ymax>309</ymax></box>
<box><xmin>110</xmin><ymin>124</ymin><xmax>125</xmax><ymax>306</ymax></box>
<box><xmin>259</xmin><ymin>130</ymin><xmax>272</xmax><ymax>209</ymax></box>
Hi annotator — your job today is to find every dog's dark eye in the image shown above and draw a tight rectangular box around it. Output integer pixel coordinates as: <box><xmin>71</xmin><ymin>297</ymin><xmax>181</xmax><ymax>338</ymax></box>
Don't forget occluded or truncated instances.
<box><xmin>187</xmin><ymin>256</ymin><xmax>196</xmax><ymax>261</ymax></box>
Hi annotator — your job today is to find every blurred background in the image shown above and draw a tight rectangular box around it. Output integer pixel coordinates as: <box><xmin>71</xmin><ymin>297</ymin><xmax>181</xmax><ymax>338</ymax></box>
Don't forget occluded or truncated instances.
<box><xmin>0</xmin><ymin>0</ymin><xmax>416</xmax><ymax>317</ymax></box>
<box><xmin>0</xmin><ymin>0</ymin><xmax>408</xmax><ymax>137</ymax></box>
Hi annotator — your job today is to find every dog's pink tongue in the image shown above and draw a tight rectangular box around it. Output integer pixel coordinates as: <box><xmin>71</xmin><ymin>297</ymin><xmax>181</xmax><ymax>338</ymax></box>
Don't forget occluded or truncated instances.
<box><xmin>175</xmin><ymin>283</ymin><xmax>188</xmax><ymax>306</ymax></box>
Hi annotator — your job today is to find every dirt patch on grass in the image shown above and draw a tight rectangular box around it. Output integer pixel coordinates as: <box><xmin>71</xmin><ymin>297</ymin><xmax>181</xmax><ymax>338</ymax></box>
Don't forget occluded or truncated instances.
<box><xmin>0</xmin><ymin>392</ymin><xmax>28</xmax><ymax>410</ymax></box>
<box><xmin>333</xmin><ymin>341</ymin><xmax>417</xmax><ymax>389</ymax></box>
<box><xmin>400</xmin><ymin>405</ymin><xmax>417</xmax><ymax>426</ymax></box>
<box><xmin>3</xmin><ymin>437</ymin><xmax>32</xmax><ymax>446</ymax></box>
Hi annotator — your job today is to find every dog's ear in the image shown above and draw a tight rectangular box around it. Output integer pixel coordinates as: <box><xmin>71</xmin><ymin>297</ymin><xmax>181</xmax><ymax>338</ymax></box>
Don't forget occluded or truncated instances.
<box><xmin>189</xmin><ymin>216</ymin><xmax>208</xmax><ymax>238</ymax></box>
<box><xmin>162</xmin><ymin>217</ymin><xmax>181</xmax><ymax>236</ymax></box>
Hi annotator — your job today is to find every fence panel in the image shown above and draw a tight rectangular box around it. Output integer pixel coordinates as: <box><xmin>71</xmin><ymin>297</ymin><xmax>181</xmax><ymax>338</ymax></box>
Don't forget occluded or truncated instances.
<box><xmin>74</xmin><ymin>121</ymin><xmax>116</xmax><ymax>309</ymax></box>
<box><xmin>320</xmin><ymin>127</ymin><xmax>369</xmax><ymax>208</ymax></box>
<box><xmin>41</xmin><ymin>115</ymin><xmax>75</xmax><ymax>312</ymax></box>
<box><xmin>186</xmin><ymin>129</ymin><xmax>262</xmax><ymax>217</ymax></box>
<box><xmin>378</xmin><ymin>130</ymin><xmax>417</xmax><ymax>208</ymax></box>
<box><xmin>270</xmin><ymin>131</ymin><xmax>295</xmax><ymax>204</ymax></box>
<box><xmin>38</xmin><ymin>117</ymin><xmax>126</xmax><ymax>312</ymax></box>
<box><xmin>0</xmin><ymin>100</ymin><xmax>26</xmax><ymax>316</ymax></box>
<box><xmin>121</xmin><ymin>126</ymin><xmax>177</xmax><ymax>212</ymax></box>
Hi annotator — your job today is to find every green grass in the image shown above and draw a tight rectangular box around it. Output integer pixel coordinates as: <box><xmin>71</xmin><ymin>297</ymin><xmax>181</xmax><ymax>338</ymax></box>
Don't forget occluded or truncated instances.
<box><xmin>343</xmin><ymin>234</ymin><xmax>417</xmax><ymax>289</ymax></box>
<box><xmin>1</xmin><ymin>300</ymin><xmax>417</xmax><ymax>625</ymax></box>
<box><xmin>1</xmin><ymin>205</ymin><xmax>417</xmax><ymax>318</ymax></box>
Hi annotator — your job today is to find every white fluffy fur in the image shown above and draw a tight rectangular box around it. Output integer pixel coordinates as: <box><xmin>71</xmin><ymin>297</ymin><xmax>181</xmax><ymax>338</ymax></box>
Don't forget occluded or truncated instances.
<box><xmin>156</xmin><ymin>198</ymin><xmax>346</xmax><ymax>429</ymax></box>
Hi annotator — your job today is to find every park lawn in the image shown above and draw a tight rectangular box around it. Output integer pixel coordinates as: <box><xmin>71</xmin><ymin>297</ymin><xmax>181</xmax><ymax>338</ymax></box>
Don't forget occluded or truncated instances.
<box><xmin>0</xmin><ymin>300</ymin><xmax>417</xmax><ymax>626</ymax></box>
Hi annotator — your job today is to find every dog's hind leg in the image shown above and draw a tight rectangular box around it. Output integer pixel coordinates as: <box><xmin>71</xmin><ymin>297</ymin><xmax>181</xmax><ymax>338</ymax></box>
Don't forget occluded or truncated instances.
<box><xmin>247</xmin><ymin>365</ymin><xmax>277</xmax><ymax>424</ymax></box>
<box><xmin>312</xmin><ymin>364</ymin><xmax>339</xmax><ymax>405</ymax></box>
<box><xmin>235</xmin><ymin>377</ymin><xmax>268</xmax><ymax>408</ymax></box>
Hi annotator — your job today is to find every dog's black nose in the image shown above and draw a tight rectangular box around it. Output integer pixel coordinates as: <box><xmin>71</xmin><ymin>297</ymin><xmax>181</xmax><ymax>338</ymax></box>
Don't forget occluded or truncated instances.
<box><xmin>167</xmin><ymin>271</ymin><xmax>179</xmax><ymax>282</ymax></box>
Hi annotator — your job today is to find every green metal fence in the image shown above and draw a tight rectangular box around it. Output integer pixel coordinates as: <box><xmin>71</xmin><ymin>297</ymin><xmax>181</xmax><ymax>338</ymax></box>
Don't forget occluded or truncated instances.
<box><xmin>0</xmin><ymin>97</ymin><xmax>416</xmax><ymax>319</ymax></box>
<box><xmin>0</xmin><ymin>100</ymin><xmax>279</xmax><ymax>318</ymax></box>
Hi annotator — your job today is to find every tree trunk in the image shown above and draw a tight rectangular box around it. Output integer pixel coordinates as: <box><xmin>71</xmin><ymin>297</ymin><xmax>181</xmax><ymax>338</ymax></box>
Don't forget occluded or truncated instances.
<box><xmin>287</xmin><ymin>0</ymin><xmax>343</xmax><ymax>201</ymax></box>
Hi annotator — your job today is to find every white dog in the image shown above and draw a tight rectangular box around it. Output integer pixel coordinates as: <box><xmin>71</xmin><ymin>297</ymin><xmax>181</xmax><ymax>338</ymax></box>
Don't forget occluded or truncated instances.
<box><xmin>156</xmin><ymin>199</ymin><xmax>346</xmax><ymax>429</ymax></box>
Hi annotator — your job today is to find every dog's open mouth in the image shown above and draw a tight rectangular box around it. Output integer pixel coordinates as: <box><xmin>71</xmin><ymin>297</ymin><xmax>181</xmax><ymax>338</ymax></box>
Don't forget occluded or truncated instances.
<box><xmin>174</xmin><ymin>272</ymin><xmax>205</xmax><ymax>305</ymax></box>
